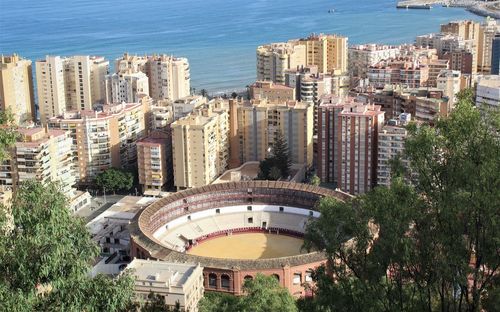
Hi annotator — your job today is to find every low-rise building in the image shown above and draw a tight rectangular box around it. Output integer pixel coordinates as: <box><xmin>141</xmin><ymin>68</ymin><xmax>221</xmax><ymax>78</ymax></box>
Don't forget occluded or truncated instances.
<box><xmin>348</xmin><ymin>44</ymin><xmax>401</xmax><ymax>79</ymax></box>
<box><xmin>476</xmin><ymin>75</ymin><xmax>500</xmax><ymax>110</ymax></box>
<box><xmin>127</xmin><ymin>259</ymin><xmax>204</xmax><ymax>312</ymax></box>
<box><xmin>367</xmin><ymin>57</ymin><xmax>429</xmax><ymax>88</ymax></box>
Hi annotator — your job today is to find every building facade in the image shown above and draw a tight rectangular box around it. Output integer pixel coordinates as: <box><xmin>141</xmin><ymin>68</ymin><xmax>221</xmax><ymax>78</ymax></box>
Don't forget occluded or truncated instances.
<box><xmin>48</xmin><ymin>96</ymin><xmax>151</xmax><ymax>184</ymax></box>
<box><xmin>256</xmin><ymin>42</ymin><xmax>306</xmax><ymax>84</ymax></box>
<box><xmin>171</xmin><ymin>101</ymin><xmax>229</xmax><ymax>189</ymax></box>
<box><xmin>0</xmin><ymin>54</ymin><xmax>35</xmax><ymax>124</ymax></box>
<box><xmin>492</xmin><ymin>34</ymin><xmax>500</xmax><ymax>75</ymax></box>
<box><xmin>229</xmin><ymin>98</ymin><xmax>314</xmax><ymax>168</ymax></box>
<box><xmin>105</xmin><ymin>70</ymin><xmax>149</xmax><ymax>104</ymax></box>
<box><xmin>36</xmin><ymin>55</ymin><xmax>109</xmax><ymax>124</ymax></box>
<box><xmin>137</xmin><ymin>131</ymin><xmax>172</xmax><ymax>193</ymax></box>
<box><xmin>146</xmin><ymin>54</ymin><xmax>190</xmax><ymax>101</ymax></box>
<box><xmin>476</xmin><ymin>75</ymin><xmax>500</xmax><ymax>110</ymax></box>
<box><xmin>348</xmin><ymin>44</ymin><xmax>401</xmax><ymax>79</ymax></box>
<box><xmin>249</xmin><ymin>81</ymin><xmax>296</xmax><ymax>102</ymax></box>
<box><xmin>127</xmin><ymin>259</ymin><xmax>204</xmax><ymax>312</ymax></box>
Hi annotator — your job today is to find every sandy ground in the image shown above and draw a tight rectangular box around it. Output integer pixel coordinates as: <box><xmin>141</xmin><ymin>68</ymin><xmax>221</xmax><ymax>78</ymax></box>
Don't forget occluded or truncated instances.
<box><xmin>187</xmin><ymin>233</ymin><xmax>305</xmax><ymax>259</ymax></box>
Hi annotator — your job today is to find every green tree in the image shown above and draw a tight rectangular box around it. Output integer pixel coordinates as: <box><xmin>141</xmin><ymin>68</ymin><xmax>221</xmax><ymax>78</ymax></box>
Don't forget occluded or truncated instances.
<box><xmin>200</xmin><ymin>89</ymin><xmax>208</xmax><ymax>98</ymax></box>
<box><xmin>309</xmin><ymin>175</ymin><xmax>321</xmax><ymax>186</ymax></box>
<box><xmin>231</xmin><ymin>92</ymin><xmax>238</xmax><ymax>99</ymax></box>
<box><xmin>272</xmin><ymin>131</ymin><xmax>291</xmax><ymax>178</ymax></box>
<box><xmin>0</xmin><ymin>181</ymin><xmax>135</xmax><ymax>311</ymax></box>
<box><xmin>0</xmin><ymin>109</ymin><xmax>19</xmax><ymax>161</ymax></box>
<box><xmin>95</xmin><ymin>168</ymin><xmax>134</xmax><ymax>194</ymax></box>
<box><xmin>257</xmin><ymin>131</ymin><xmax>291</xmax><ymax>180</ymax></box>
<box><xmin>302</xmin><ymin>95</ymin><xmax>500</xmax><ymax>311</ymax></box>
<box><xmin>198</xmin><ymin>292</ymin><xmax>240</xmax><ymax>312</ymax></box>
<box><xmin>239</xmin><ymin>274</ymin><xmax>298</xmax><ymax>312</ymax></box>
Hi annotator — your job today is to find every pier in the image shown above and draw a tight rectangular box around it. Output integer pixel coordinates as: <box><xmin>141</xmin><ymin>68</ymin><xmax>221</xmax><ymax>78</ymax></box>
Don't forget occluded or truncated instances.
<box><xmin>396</xmin><ymin>0</ymin><xmax>500</xmax><ymax>18</ymax></box>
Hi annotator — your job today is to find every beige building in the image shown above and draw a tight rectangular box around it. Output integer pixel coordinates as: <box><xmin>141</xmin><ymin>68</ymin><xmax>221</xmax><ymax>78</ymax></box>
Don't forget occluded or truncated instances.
<box><xmin>36</xmin><ymin>55</ymin><xmax>109</xmax><ymax>124</ymax></box>
<box><xmin>256</xmin><ymin>42</ymin><xmax>306</xmax><ymax>84</ymax></box>
<box><xmin>348</xmin><ymin>44</ymin><xmax>401</xmax><ymax>79</ymax></box>
<box><xmin>0</xmin><ymin>54</ymin><xmax>35</xmax><ymax>124</ymax></box>
<box><xmin>367</xmin><ymin>57</ymin><xmax>429</xmax><ymax>88</ymax></box>
<box><xmin>137</xmin><ymin>131</ymin><xmax>172</xmax><ymax>193</ymax></box>
<box><xmin>229</xmin><ymin>98</ymin><xmax>314</xmax><ymax>169</ymax></box>
<box><xmin>172</xmin><ymin>95</ymin><xmax>207</xmax><ymax>119</ymax></box>
<box><xmin>298</xmin><ymin>34</ymin><xmax>348</xmax><ymax>75</ymax></box>
<box><xmin>416</xmin><ymin>33</ymin><xmax>477</xmax><ymax>74</ymax></box>
<box><xmin>48</xmin><ymin>96</ymin><xmax>151</xmax><ymax>184</ymax></box>
<box><xmin>436</xmin><ymin>70</ymin><xmax>465</xmax><ymax>105</ymax></box>
<box><xmin>105</xmin><ymin>70</ymin><xmax>149</xmax><ymax>104</ymax></box>
<box><xmin>478</xmin><ymin>17</ymin><xmax>500</xmax><ymax>74</ymax></box>
<box><xmin>127</xmin><ymin>259</ymin><xmax>204</xmax><ymax>312</ymax></box>
<box><xmin>146</xmin><ymin>54</ymin><xmax>190</xmax><ymax>101</ymax></box>
<box><xmin>476</xmin><ymin>75</ymin><xmax>500</xmax><ymax>110</ymax></box>
<box><xmin>171</xmin><ymin>100</ymin><xmax>229</xmax><ymax>189</ymax></box>
<box><xmin>249</xmin><ymin>81</ymin><xmax>295</xmax><ymax>102</ymax></box>
<box><xmin>115</xmin><ymin>53</ymin><xmax>147</xmax><ymax>73</ymax></box>
<box><xmin>0</xmin><ymin>127</ymin><xmax>90</xmax><ymax>212</ymax></box>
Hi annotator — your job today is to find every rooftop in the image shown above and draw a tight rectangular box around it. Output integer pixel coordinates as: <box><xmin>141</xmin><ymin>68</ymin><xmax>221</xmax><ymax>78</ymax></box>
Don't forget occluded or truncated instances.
<box><xmin>127</xmin><ymin>259</ymin><xmax>200</xmax><ymax>288</ymax></box>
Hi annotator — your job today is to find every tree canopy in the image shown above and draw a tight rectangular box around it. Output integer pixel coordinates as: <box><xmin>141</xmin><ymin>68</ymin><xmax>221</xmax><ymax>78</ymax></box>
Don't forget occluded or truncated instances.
<box><xmin>199</xmin><ymin>274</ymin><xmax>297</xmax><ymax>312</ymax></box>
<box><xmin>302</xmin><ymin>94</ymin><xmax>500</xmax><ymax>311</ymax></box>
<box><xmin>257</xmin><ymin>131</ymin><xmax>292</xmax><ymax>180</ymax></box>
<box><xmin>0</xmin><ymin>181</ymin><xmax>135</xmax><ymax>311</ymax></box>
<box><xmin>0</xmin><ymin>109</ymin><xmax>19</xmax><ymax>161</ymax></box>
<box><xmin>95</xmin><ymin>168</ymin><xmax>134</xmax><ymax>194</ymax></box>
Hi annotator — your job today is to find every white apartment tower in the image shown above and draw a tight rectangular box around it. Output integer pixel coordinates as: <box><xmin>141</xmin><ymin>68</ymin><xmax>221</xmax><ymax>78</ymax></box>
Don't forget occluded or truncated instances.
<box><xmin>146</xmin><ymin>54</ymin><xmax>190</xmax><ymax>101</ymax></box>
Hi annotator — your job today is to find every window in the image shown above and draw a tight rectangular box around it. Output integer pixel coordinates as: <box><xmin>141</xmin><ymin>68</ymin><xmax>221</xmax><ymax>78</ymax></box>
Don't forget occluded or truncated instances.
<box><xmin>244</xmin><ymin>275</ymin><xmax>253</xmax><ymax>281</ymax></box>
<box><xmin>208</xmin><ymin>274</ymin><xmax>217</xmax><ymax>288</ymax></box>
<box><xmin>279</xmin><ymin>206</ymin><xmax>284</xmax><ymax>212</ymax></box>
<box><xmin>293</xmin><ymin>273</ymin><xmax>301</xmax><ymax>285</ymax></box>
<box><xmin>215</xmin><ymin>209</ymin><xmax>220</xmax><ymax>214</ymax></box>
<box><xmin>221</xmin><ymin>275</ymin><xmax>230</xmax><ymax>290</ymax></box>
<box><xmin>248</xmin><ymin>217</ymin><xmax>253</xmax><ymax>224</ymax></box>
<box><xmin>247</xmin><ymin>206</ymin><xmax>252</xmax><ymax>211</ymax></box>
<box><xmin>187</xmin><ymin>215</ymin><xmax>191</xmax><ymax>221</ymax></box>
<box><xmin>309</xmin><ymin>211</ymin><xmax>314</xmax><ymax>217</ymax></box>
<box><xmin>272</xmin><ymin>274</ymin><xmax>280</xmax><ymax>282</ymax></box>
<box><xmin>305</xmin><ymin>270</ymin><xmax>313</xmax><ymax>282</ymax></box>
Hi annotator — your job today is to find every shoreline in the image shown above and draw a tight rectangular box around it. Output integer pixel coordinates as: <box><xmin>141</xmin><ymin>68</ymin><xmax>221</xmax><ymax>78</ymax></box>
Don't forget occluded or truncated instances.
<box><xmin>396</xmin><ymin>0</ymin><xmax>500</xmax><ymax>19</ymax></box>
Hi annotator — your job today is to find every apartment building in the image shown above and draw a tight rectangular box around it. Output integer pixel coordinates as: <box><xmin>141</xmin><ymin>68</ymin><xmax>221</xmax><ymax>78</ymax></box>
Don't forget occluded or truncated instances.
<box><xmin>105</xmin><ymin>70</ymin><xmax>149</xmax><ymax>104</ymax></box>
<box><xmin>436</xmin><ymin>70</ymin><xmax>465</xmax><ymax>105</ymax></box>
<box><xmin>0</xmin><ymin>54</ymin><xmax>35</xmax><ymax>124</ymax></box>
<box><xmin>425</xmin><ymin>56</ymin><xmax>449</xmax><ymax>87</ymax></box>
<box><xmin>146</xmin><ymin>54</ymin><xmax>190</xmax><ymax>101</ymax></box>
<box><xmin>48</xmin><ymin>96</ymin><xmax>151</xmax><ymax>184</ymax></box>
<box><xmin>151</xmin><ymin>100</ymin><xmax>174</xmax><ymax>131</ymax></box>
<box><xmin>415</xmin><ymin>33</ymin><xmax>477</xmax><ymax>73</ymax></box>
<box><xmin>256</xmin><ymin>42</ymin><xmax>306</xmax><ymax>83</ymax></box>
<box><xmin>36</xmin><ymin>55</ymin><xmax>109</xmax><ymax>124</ymax></box>
<box><xmin>492</xmin><ymin>34</ymin><xmax>500</xmax><ymax>75</ymax></box>
<box><xmin>348</xmin><ymin>44</ymin><xmax>401</xmax><ymax>79</ymax></box>
<box><xmin>137</xmin><ymin>131</ymin><xmax>172</xmax><ymax>193</ymax></box>
<box><xmin>173</xmin><ymin>95</ymin><xmax>207</xmax><ymax>119</ymax></box>
<box><xmin>229</xmin><ymin>98</ymin><xmax>314</xmax><ymax>168</ymax></box>
<box><xmin>377</xmin><ymin>114</ymin><xmax>410</xmax><ymax>187</ymax></box>
<box><xmin>298</xmin><ymin>34</ymin><xmax>348</xmax><ymax>75</ymax></box>
<box><xmin>478</xmin><ymin>17</ymin><xmax>500</xmax><ymax>73</ymax></box>
<box><xmin>127</xmin><ymin>259</ymin><xmax>204</xmax><ymax>312</ymax></box>
<box><xmin>0</xmin><ymin>127</ymin><xmax>91</xmax><ymax>211</ymax></box>
<box><xmin>476</xmin><ymin>75</ymin><xmax>500</xmax><ymax>110</ymax></box>
<box><xmin>367</xmin><ymin>57</ymin><xmax>429</xmax><ymax>88</ymax></box>
<box><xmin>316</xmin><ymin>95</ymin><xmax>356</xmax><ymax>184</ymax></box>
<box><xmin>249</xmin><ymin>81</ymin><xmax>296</xmax><ymax>102</ymax></box>
<box><xmin>338</xmin><ymin>103</ymin><xmax>385</xmax><ymax>194</ymax></box>
<box><xmin>442</xmin><ymin>50</ymin><xmax>474</xmax><ymax>74</ymax></box>
<box><xmin>171</xmin><ymin>100</ymin><xmax>229</xmax><ymax>189</ymax></box>
<box><xmin>397</xmin><ymin>88</ymin><xmax>451</xmax><ymax>125</ymax></box>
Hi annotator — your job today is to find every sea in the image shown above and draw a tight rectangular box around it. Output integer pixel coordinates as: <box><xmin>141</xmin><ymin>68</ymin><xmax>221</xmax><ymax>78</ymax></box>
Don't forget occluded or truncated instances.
<box><xmin>0</xmin><ymin>0</ymin><xmax>481</xmax><ymax>94</ymax></box>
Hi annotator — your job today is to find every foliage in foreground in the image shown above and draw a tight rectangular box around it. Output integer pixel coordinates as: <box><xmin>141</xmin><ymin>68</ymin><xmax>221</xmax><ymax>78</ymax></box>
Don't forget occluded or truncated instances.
<box><xmin>199</xmin><ymin>274</ymin><xmax>297</xmax><ymax>312</ymax></box>
<box><xmin>0</xmin><ymin>181</ymin><xmax>135</xmax><ymax>311</ymax></box>
<box><xmin>303</xmin><ymin>96</ymin><xmax>500</xmax><ymax>311</ymax></box>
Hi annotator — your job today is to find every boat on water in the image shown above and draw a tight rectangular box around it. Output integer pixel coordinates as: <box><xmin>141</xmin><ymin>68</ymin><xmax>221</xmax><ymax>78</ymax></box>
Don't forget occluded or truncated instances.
<box><xmin>328</xmin><ymin>8</ymin><xmax>335</xmax><ymax>13</ymax></box>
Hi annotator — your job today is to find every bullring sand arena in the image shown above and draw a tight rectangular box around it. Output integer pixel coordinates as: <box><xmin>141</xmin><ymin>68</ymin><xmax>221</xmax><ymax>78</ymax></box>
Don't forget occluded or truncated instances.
<box><xmin>187</xmin><ymin>233</ymin><xmax>305</xmax><ymax>259</ymax></box>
